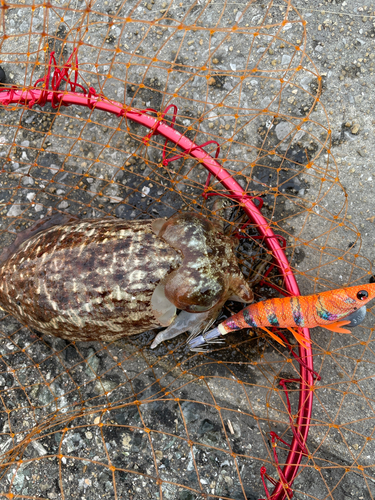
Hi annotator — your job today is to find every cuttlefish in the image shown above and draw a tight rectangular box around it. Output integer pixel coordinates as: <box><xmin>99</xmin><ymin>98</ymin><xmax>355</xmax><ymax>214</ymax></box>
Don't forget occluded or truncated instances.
<box><xmin>0</xmin><ymin>211</ymin><xmax>253</xmax><ymax>348</ymax></box>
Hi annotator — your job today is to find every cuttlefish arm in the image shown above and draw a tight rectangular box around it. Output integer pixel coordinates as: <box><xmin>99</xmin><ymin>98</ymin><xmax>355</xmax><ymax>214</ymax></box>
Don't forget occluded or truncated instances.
<box><xmin>150</xmin><ymin>286</ymin><xmax>251</xmax><ymax>349</ymax></box>
<box><xmin>151</xmin><ymin>309</ymin><xmax>213</xmax><ymax>349</ymax></box>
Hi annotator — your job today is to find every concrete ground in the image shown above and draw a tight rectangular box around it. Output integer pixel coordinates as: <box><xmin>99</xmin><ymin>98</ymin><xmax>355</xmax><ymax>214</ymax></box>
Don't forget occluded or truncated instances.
<box><xmin>0</xmin><ymin>1</ymin><xmax>375</xmax><ymax>499</ymax></box>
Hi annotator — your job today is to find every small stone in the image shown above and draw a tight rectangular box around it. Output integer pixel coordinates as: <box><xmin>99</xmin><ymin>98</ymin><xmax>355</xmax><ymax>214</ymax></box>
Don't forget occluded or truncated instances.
<box><xmin>141</xmin><ymin>186</ymin><xmax>150</xmax><ymax>197</ymax></box>
<box><xmin>7</xmin><ymin>204</ymin><xmax>23</xmax><ymax>217</ymax></box>
<box><xmin>208</xmin><ymin>77</ymin><xmax>216</xmax><ymax>85</ymax></box>
<box><xmin>22</xmin><ymin>176</ymin><xmax>34</xmax><ymax>186</ymax></box>
<box><xmin>85</xmin><ymin>347</ymin><xmax>100</xmax><ymax>375</ymax></box>
<box><xmin>122</xmin><ymin>434</ymin><xmax>131</xmax><ymax>450</ymax></box>
<box><xmin>212</xmin><ymin>58</ymin><xmax>219</xmax><ymax>64</ymax></box>
<box><xmin>110</xmin><ymin>196</ymin><xmax>123</xmax><ymax>204</ymax></box>
<box><xmin>31</xmin><ymin>440</ymin><xmax>48</xmax><ymax>456</ymax></box>
<box><xmin>26</xmin><ymin>192</ymin><xmax>36</xmax><ymax>202</ymax></box>
<box><xmin>146</xmin><ymin>3</ymin><xmax>152</xmax><ymax>10</ymax></box>
<box><xmin>351</xmin><ymin>124</ymin><xmax>360</xmax><ymax>134</ymax></box>
<box><xmin>58</xmin><ymin>200</ymin><xmax>69</xmax><ymax>209</ymax></box>
<box><xmin>38</xmin><ymin>385</ymin><xmax>54</xmax><ymax>404</ymax></box>
<box><xmin>275</xmin><ymin>121</ymin><xmax>293</xmax><ymax>141</ymax></box>
<box><xmin>95</xmin><ymin>379</ymin><xmax>117</xmax><ymax>394</ymax></box>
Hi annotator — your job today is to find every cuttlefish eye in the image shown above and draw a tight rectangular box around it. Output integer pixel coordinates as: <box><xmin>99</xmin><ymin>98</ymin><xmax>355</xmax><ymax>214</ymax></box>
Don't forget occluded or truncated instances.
<box><xmin>357</xmin><ymin>290</ymin><xmax>368</xmax><ymax>300</ymax></box>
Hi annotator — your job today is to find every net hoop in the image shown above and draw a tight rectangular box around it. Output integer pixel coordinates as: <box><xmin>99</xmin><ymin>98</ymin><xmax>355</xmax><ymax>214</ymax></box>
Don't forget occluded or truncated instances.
<box><xmin>0</xmin><ymin>76</ymin><xmax>314</xmax><ymax>499</ymax></box>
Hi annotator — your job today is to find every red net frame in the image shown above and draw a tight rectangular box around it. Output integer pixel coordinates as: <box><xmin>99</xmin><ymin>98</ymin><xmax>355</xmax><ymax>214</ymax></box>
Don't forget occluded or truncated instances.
<box><xmin>0</xmin><ymin>49</ymin><xmax>314</xmax><ymax>500</ymax></box>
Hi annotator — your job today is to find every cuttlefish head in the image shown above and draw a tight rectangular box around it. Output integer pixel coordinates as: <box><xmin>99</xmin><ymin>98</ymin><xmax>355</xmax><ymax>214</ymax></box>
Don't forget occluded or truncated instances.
<box><xmin>152</xmin><ymin>211</ymin><xmax>253</xmax><ymax>313</ymax></box>
<box><xmin>149</xmin><ymin>211</ymin><xmax>253</xmax><ymax>348</ymax></box>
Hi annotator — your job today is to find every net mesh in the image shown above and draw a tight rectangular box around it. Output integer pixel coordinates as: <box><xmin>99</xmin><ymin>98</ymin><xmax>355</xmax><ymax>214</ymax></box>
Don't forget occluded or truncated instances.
<box><xmin>0</xmin><ymin>1</ymin><xmax>374</xmax><ymax>499</ymax></box>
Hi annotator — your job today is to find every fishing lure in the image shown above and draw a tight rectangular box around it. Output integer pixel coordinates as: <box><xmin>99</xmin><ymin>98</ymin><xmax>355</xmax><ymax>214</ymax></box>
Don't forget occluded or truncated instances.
<box><xmin>0</xmin><ymin>210</ymin><xmax>253</xmax><ymax>345</ymax></box>
<box><xmin>188</xmin><ymin>284</ymin><xmax>375</xmax><ymax>350</ymax></box>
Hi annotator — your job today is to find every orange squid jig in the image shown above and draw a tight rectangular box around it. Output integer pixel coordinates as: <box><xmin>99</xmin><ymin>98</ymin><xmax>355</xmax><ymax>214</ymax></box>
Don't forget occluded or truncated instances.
<box><xmin>188</xmin><ymin>283</ymin><xmax>375</xmax><ymax>350</ymax></box>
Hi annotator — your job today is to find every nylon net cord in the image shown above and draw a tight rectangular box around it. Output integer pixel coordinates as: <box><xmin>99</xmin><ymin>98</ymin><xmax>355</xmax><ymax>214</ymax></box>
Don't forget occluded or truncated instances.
<box><xmin>0</xmin><ymin>1</ymin><xmax>373</xmax><ymax>500</ymax></box>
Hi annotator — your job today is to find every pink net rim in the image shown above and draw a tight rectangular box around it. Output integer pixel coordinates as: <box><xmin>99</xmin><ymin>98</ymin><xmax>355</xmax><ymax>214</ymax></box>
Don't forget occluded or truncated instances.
<box><xmin>0</xmin><ymin>85</ymin><xmax>314</xmax><ymax>500</ymax></box>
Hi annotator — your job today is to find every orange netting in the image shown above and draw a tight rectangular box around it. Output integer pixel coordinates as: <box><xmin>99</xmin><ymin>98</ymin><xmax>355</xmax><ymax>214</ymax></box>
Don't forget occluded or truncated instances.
<box><xmin>0</xmin><ymin>1</ymin><xmax>374</xmax><ymax>499</ymax></box>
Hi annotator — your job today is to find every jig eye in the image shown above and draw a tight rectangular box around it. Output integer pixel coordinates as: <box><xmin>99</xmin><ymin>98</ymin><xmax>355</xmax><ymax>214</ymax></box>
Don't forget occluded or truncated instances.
<box><xmin>357</xmin><ymin>290</ymin><xmax>368</xmax><ymax>300</ymax></box>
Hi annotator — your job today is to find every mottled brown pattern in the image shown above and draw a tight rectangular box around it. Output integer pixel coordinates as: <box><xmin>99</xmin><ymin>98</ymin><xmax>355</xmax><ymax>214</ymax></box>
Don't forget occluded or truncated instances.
<box><xmin>0</xmin><ymin>212</ymin><xmax>252</xmax><ymax>343</ymax></box>
<box><xmin>0</xmin><ymin>217</ymin><xmax>182</xmax><ymax>341</ymax></box>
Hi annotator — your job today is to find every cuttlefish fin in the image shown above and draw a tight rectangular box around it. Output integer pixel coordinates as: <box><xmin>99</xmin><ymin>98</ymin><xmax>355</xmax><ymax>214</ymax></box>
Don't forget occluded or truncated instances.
<box><xmin>0</xmin><ymin>212</ymin><xmax>79</xmax><ymax>265</ymax></box>
<box><xmin>322</xmin><ymin>320</ymin><xmax>351</xmax><ymax>334</ymax></box>
<box><xmin>150</xmin><ymin>283</ymin><xmax>177</xmax><ymax>327</ymax></box>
